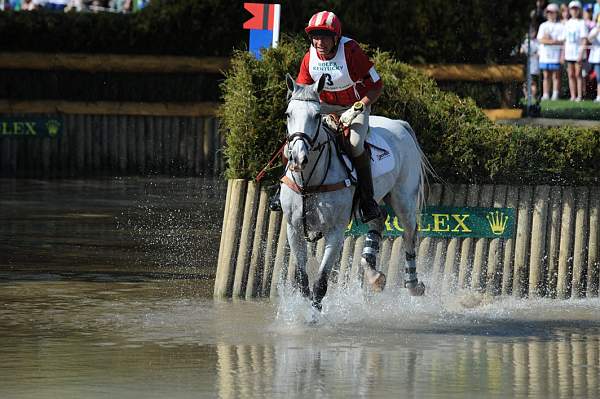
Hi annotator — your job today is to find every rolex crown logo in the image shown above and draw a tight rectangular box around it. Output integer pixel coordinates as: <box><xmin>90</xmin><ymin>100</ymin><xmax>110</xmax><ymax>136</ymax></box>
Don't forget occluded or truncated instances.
<box><xmin>486</xmin><ymin>210</ymin><xmax>508</xmax><ymax>236</ymax></box>
<box><xmin>46</xmin><ymin>120</ymin><xmax>61</xmax><ymax>138</ymax></box>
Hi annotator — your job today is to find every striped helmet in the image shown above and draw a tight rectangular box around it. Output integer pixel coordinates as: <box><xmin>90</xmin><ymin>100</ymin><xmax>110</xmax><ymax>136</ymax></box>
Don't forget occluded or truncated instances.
<box><xmin>305</xmin><ymin>11</ymin><xmax>342</xmax><ymax>38</ymax></box>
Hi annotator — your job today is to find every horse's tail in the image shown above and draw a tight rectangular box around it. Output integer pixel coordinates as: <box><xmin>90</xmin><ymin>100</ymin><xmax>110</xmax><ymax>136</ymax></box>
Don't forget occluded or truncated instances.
<box><xmin>398</xmin><ymin>121</ymin><xmax>440</xmax><ymax>216</ymax></box>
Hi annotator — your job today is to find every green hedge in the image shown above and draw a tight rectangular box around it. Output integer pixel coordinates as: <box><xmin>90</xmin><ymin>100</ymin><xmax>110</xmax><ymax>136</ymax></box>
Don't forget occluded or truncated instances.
<box><xmin>0</xmin><ymin>0</ymin><xmax>529</xmax><ymax>63</ymax></box>
<box><xmin>220</xmin><ymin>37</ymin><xmax>600</xmax><ymax>185</ymax></box>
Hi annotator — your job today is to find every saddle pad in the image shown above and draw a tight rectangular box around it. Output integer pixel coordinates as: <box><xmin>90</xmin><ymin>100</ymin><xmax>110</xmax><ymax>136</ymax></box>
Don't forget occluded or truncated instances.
<box><xmin>343</xmin><ymin>128</ymin><xmax>395</xmax><ymax>179</ymax></box>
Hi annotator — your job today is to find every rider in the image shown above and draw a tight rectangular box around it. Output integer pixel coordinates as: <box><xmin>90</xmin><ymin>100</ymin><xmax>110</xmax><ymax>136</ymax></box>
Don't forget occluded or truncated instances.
<box><xmin>271</xmin><ymin>10</ymin><xmax>384</xmax><ymax>223</ymax></box>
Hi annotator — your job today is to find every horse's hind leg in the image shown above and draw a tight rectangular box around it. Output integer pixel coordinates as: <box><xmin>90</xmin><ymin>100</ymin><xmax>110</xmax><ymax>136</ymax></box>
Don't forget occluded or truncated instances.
<box><xmin>287</xmin><ymin>223</ymin><xmax>310</xmax><ymax>298</ymax></box>
<box><xmin>388</xmin><ymin>191</ymin><xmax>425</xmax><ymax>296</ymax></box>
<box><xmin>360</xmin><ymin>216</ymin><xmax>386</xmax><ymax>291</ymax></box>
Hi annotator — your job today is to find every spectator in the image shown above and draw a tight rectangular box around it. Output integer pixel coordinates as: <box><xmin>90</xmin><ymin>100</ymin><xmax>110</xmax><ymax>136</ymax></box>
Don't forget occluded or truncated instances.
<box><xmin>563</xmin><ymin>1</ymin><xmax>588</xmax><ymax>101</ymax></box>
<box><xmin>521</xmin><ymin>26</ymin><xmax>541</xmax><ymax>100</ymax></box>
<box><xmin>45</xmin><ymin>0</ymin><xmax>67</xmax><ymax>11</ymax></box>
<box><xmin>531</xmin><ymin>0</ymin><xmax>548</xmax><ymax>29</ymax></box>
<box><xmin>589</xmin><ymin>13</ymin><xmax>600</xmax><ymax>101</ymax></box>
<box><xmin>584</xmin><ymin>3</ymin><xmax>596</xmax><ymax>30</ymax></box>
<box><xmin>561</xmin><ymin>3</ymin><xmax>571</xmax><ymax>24</ymax></box>
<box><xmin>594</xmin><ymin>0</ymin><xmax>600</xmax><ymax>22</ymax></box>
<box><xmin>20</xmin><ymin>0</ymin><xmax>36</xmax><ymax>9</ymax></box>
<box><xmin>538</xmin><ymin>3</ymin><xmax>564</xmax><ymax>100</ymax></box>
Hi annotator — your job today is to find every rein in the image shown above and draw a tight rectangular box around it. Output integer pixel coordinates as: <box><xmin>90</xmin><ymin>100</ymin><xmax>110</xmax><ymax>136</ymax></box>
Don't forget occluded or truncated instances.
<box><xmin>284</xmin><ymin>109</ymin><xmax>353</xmax><ymax>242</ymax></box>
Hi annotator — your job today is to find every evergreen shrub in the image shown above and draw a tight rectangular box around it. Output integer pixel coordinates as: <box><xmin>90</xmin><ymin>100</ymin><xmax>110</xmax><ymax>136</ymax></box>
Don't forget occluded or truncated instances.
<box><xmin>220</xmin><ymin>38</ymin><xmax>600</xmax><ymax>185</ymax></box>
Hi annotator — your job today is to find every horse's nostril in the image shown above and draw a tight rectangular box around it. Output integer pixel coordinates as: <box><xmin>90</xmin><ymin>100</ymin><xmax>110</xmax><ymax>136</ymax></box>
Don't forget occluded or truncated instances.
<box><xmin>301</xmin><ymin>157</ymin><xmax>308</xmax><ymax>166</ymax></box>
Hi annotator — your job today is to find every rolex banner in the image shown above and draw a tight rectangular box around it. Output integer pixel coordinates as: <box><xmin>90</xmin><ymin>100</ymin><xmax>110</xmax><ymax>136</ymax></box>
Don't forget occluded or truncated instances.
<box><xmin>347</xmin><ymin>206</ymin><xmax>515</xmax><ymax>238</ymax></box>
<box><xmin>0</xmin><ymin>117</ymin><xmax>63</xmax><ymax>139</ymax></box>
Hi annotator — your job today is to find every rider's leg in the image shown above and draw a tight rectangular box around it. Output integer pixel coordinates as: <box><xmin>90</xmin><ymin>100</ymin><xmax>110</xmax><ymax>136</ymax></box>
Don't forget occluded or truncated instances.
<box><xmin>268</xmin><ymin>152</ymin><xmax>288</xmax><ymax>212</ymax></box>
<box><xmin>349</xmin><ymin>108</ymin><xmax>382</xmax><ymax>223</ymax></box>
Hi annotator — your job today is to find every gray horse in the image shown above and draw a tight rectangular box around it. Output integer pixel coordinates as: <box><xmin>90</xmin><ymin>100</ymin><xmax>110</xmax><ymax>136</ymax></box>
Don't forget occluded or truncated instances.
<box><xmin>280</xmin><ymin>74</ymin><xmax>430</xmax><ymax>311</ymax></box>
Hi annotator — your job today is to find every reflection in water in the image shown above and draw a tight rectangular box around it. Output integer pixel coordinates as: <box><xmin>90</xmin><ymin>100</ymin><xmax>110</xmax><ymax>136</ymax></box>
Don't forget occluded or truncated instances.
<box><xmin>2</xmin><ymin>178</ymin><xmax>600</xmax><ymax>398</ymax></box>
<box><xmin>1</xmin><ymin>279</ymin><xmax>600</xmax><ymax>399</ymax></box>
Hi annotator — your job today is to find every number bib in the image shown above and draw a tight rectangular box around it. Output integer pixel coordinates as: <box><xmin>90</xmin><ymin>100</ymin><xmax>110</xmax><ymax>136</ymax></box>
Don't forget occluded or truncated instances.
<box><xmin>308</xmin><ymin>37</ymin><xmax>355</xmax><ymax>92</ymax></box>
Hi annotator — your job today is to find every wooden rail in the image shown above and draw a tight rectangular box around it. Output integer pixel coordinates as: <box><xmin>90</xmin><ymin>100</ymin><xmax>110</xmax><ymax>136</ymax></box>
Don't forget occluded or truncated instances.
<box><xmin>0</xmin><ymin>100</ymin><xmax>219</xmax><ymax>117</ymax></box>
<box><xmin>0</xmin><ymin>52</ymin><xmax>229</xmax><ymax>74</ymax></box>
<box><xmin>0</xmin><ymin>52</ymin><xmax>523</xmax><ymax>83</ymax></box>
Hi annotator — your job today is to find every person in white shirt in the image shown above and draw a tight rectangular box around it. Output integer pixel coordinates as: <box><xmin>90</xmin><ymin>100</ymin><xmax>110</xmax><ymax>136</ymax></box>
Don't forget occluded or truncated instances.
<box><xmin>563</xmin><ymin>1</ymin><xmax>589</xmax><ymax>101</ymax></box>
<box><xmin>538</xmin><ymin>3</ymin><xmax>564</xmax><ymax>100</ymax></box>
<box><xmin>521</xmin><ymin>27</ymin><xmax>540</xmax><ymax>100</ymax></box>
<box><xmin>588</xmin><ymin>13</ymin><xmax>600</xmax><ymax>102</ymax></box>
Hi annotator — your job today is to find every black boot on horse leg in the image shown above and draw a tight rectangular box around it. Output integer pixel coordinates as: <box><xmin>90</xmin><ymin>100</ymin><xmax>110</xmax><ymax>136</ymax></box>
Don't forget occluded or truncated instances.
<box><xmin>294</xmin><ymin>268</ymin><xmax>311</xmax><ymax>299</ymax></box>
<box><xmin>353</xmin><ymin>151</ymin><xmax>382</xmax><ymax>223</ymax></box>
<box><xmin>311</xmin><ymin>272</ymin><xmax>329</xmax><ymax>311</ymax></box>
<box><xmin>404</xmin><ymin>252</ymin><xmax>425</xmax><ymax>296</ymax></box>
<box><xmin>360</xmin><ymin>230</ymin><xmax>386</xmax><ymax>291</ymax></box>
<box><xmin>268</xmin><ymin>154</ymin><xmax>288</xmax><ymax>212</ymax></box>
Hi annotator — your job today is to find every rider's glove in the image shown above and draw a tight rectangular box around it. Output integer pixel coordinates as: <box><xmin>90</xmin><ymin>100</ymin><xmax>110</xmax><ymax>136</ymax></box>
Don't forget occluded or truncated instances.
<box><xmin>340</xmin><ymin>101</ymin><xmax>365</xmax><ymax>127</ymax></box>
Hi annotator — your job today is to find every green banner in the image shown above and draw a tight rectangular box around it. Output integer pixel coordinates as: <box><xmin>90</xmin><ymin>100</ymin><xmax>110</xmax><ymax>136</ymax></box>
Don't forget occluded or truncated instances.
<box><xmin>0</xmin><ymin>117</ymin><xmax>63</xmax><ymax>139</ymax></box>
<box><xmin>347</xmin><ymin>206</ymin><xmax>515</xmax><ymax>238</ymax></box>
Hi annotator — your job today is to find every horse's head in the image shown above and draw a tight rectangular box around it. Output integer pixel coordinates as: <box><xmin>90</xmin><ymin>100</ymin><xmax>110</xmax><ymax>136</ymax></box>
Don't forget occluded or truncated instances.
<box><xmin>285</xmin><ymin>73</ymin><xmax>326</xmax><ymax>172</ymax></box>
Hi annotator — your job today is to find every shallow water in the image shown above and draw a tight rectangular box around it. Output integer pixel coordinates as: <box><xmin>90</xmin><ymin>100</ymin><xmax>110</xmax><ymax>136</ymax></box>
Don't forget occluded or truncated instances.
<box><xmin>2</xmin><ymin>178</ymin><xmax>600</xmax><ymax>398</ymax></box>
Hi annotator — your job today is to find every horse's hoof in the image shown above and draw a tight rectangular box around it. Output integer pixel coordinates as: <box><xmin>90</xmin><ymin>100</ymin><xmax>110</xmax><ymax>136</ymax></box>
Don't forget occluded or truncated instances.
<box><xmin>365</xmin><ymin>269</ymin><xmax>386</xmax><ymax>292</ymax></box>
<box><xmin>407</xmin><ymin>281</ymin><xmax>425</xmax><ymax>297</ymax></box>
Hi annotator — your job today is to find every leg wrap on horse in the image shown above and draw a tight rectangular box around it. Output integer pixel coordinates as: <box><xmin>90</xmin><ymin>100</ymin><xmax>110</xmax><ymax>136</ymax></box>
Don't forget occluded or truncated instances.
<box><xmin>294</xmin><ymin>268</ymin><xmax>310</xmax><ymax>298</ymax></box>
<box><xmin>311</xmin><ymin>272</ymin><xmax>329</xmax><ymax>310</ymax></box>
<box><xmin>404</xmin><ymin>251</ymin><xmax>418</xmax><ymax>288</ymax></box>
<box><xmin>361</xmin><ymin>230</ymin><xmax>381</xmax><ymax>269</ymax></box>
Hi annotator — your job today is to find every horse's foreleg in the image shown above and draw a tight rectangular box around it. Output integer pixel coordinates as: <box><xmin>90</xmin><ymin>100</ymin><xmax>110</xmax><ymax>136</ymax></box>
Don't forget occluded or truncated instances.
<box><xmin>360</xmin><ymin>217</ymin><xmax>386</xmax><ymax>291</ymax></box>
<box><xmin>287</xmin><ymin>223</ymin><xmax>310</xmax><ymax>298</ymax></box>
<box><xmin>312</xmin><ymin>229</ymin><xmax>345</xmax><ymax>310</ymax></box>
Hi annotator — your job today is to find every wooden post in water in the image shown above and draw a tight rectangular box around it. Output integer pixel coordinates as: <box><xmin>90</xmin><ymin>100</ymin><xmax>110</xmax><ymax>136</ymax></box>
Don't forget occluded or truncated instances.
<box><xmin>471</xmin><ymin>184</ymin><xmax>494</xmax><ymax>292</ymax></box>
<box><xmin>571</xmin><ymin>187</ymin><xmax>589</xmax><ymax>298</ymax></box>
<box><xmin>442</xmin><ymin>184</ymin><xmax>467</xmax><ymax>293</ymax></box>
<box><xmin>431</xmin><ymin>184</ymin><xmax>456</xmax><ymax>283</ymax></box>
<box><xmin>232</xmin><ymin>181</ymin><xmax>260</xmax><ymax>298</ymax></box>
<box><xmin>586</xmin><ymin>187</ymin><xmax>599</xmax><ymax>297</ymax></box>
<box><xmin>387</xmin><ymin>237</ymin><xmax>404</xmax><ymax>288</ymax></box>
<box><xmin>501</xmin><ymin>185</ymin><xmax>520</xmax><ymax>296</ymax></box>
<box><xmin>556</xmin><ymin>187</ymin><xmax>575</xmax><ymax>299</ymax></box>
<box><xmin>545</xmin><ymin>187</ymin><xmax>563</xmax><ymax>297</ymax></box>
<box><xmin>458</xmin><ymin>185</ymin><xmax>480</xmax><ymax>288</ymax></box>
<box><xmin>528</xmin><ymin>185</ymin><xmax>550</xmax><ymax>297</ymax></box>
<box><xmin>245</xmin><ymin>189</ymin><xmax>270</xmax><ymax>299</ymax></box>
<box><xmin>270</xmin><ymin>217</ymin><xmax>289</xmax><ymax>299</ymax></box>
<box><xmin>512</xmin><ymin>186</ymin><xmax>533</xmax><ymax>297</ymax></box>
<box><xmin>485</xmin><ymin>185</ymin><xmax>507</xmax><ymax>297</ymax></box>
<box><xmin>214</xmin><ymin>179</ymin><xmax>247</xmax><ymax>298</ymax></box>
<box><xmin>261</xmin><ymin>211</ymin><xmax>282</xmax><ymax>296</ymax></box>
<box><xmin>417</xmin><ymin>183</ymin><xmax>442</xmax><ymax>274</ymax></box>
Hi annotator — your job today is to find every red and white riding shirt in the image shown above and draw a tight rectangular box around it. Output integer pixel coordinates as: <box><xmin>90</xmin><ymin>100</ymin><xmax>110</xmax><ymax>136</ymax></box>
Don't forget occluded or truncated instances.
<box><xmin>297</xmin><ymin>37</ymin><xmax>383</xmax><ymax>107</ymax></box>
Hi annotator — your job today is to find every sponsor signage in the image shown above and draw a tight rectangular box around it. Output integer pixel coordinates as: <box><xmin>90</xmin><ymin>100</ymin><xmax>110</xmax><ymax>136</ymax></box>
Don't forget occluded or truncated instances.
<box><xmin>347</xmin><ymin>206</ymin><xmax>515</xmax><ymax>238</ymax></box>
<box><xmin>0</xmin><ymin>117</ymin><xmax>63</xmax><ymax>139</ymax></box>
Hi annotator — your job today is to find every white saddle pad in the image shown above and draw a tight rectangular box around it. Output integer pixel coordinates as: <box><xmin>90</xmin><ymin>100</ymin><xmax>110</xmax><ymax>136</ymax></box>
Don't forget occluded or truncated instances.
<box><xmin>343</xmin><ymin>128</ymin><xmax>395</xmax><ymax>179</ymax></box>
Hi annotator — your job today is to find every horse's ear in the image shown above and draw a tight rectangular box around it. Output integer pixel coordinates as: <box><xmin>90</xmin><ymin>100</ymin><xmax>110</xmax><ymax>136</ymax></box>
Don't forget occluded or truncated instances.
<box><xmin>316</xmin><ymin>74</ymin><xmax>326</xmax><ymax>93</ymax></box>
<box><xmin>285</xmin><ymin>73</ymin><xmax>296</xmax><ymax>93</ymax></box>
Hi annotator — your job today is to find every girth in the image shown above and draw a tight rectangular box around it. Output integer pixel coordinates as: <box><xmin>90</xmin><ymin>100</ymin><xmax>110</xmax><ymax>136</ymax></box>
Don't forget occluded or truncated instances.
<box><xmin>281</xmin><ymin>175</ymin><xmax>352</xmax><ymax>195</ymax></box>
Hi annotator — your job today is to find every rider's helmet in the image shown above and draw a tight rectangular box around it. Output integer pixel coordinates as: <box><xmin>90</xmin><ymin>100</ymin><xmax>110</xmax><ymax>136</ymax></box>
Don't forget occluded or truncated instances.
<box><xmin>305</xmin><ymin>11</ymin><xmax>342</xmax><ymax>41</ymax></box>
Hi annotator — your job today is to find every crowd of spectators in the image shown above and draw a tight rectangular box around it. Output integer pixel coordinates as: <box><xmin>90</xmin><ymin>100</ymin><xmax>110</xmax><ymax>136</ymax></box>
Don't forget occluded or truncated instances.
<box><xmin>0</xmin><ymin>0</ymin><xmax>149</xmax><ymax>12</ymax></box>
<box><xmin>523</xmin><ymin>0</ymin><xmax>600</xmax><ymax>102</ymax></box>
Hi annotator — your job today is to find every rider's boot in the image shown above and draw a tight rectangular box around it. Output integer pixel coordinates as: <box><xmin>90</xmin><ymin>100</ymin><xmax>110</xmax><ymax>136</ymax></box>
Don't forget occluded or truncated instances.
<box><xmin>404</xmin><ymin>251</ymin><xmax>425</xmax><ymax>296</ymax></box>
<box><xmin>311</xmin><ymin>271</ymin><xmax>329</xmax><ymax>312</ymax></box>
<box><xmin>268</xmin><ymin>185</ymin><xmax>282</xmax><ymax>212</ymax></box>
<box><xmin>353</xmin><ymin>151</ymin><xmax>382</xmax><ymax>223</ymax></box>
<box><xmin>361</xmin><ymin>230</ymin><xmax>386</xmax><ymax>291</ymax></box>
<box><xmin>268</xmin><ymin>155</ymin><xmax>288</xmax><ymax>212</ymax></box>
<box><xmin>294</xmin><ymin>268</ymin><xmax>311</xmax><ymax>299</ymax></box>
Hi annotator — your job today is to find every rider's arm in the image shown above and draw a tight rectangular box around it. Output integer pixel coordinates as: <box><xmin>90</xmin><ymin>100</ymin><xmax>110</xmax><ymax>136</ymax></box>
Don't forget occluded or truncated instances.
<box><xmin>360</xmin><ymin>83</ymin><xmax>383</xmax><ymax>107</ymax></box>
